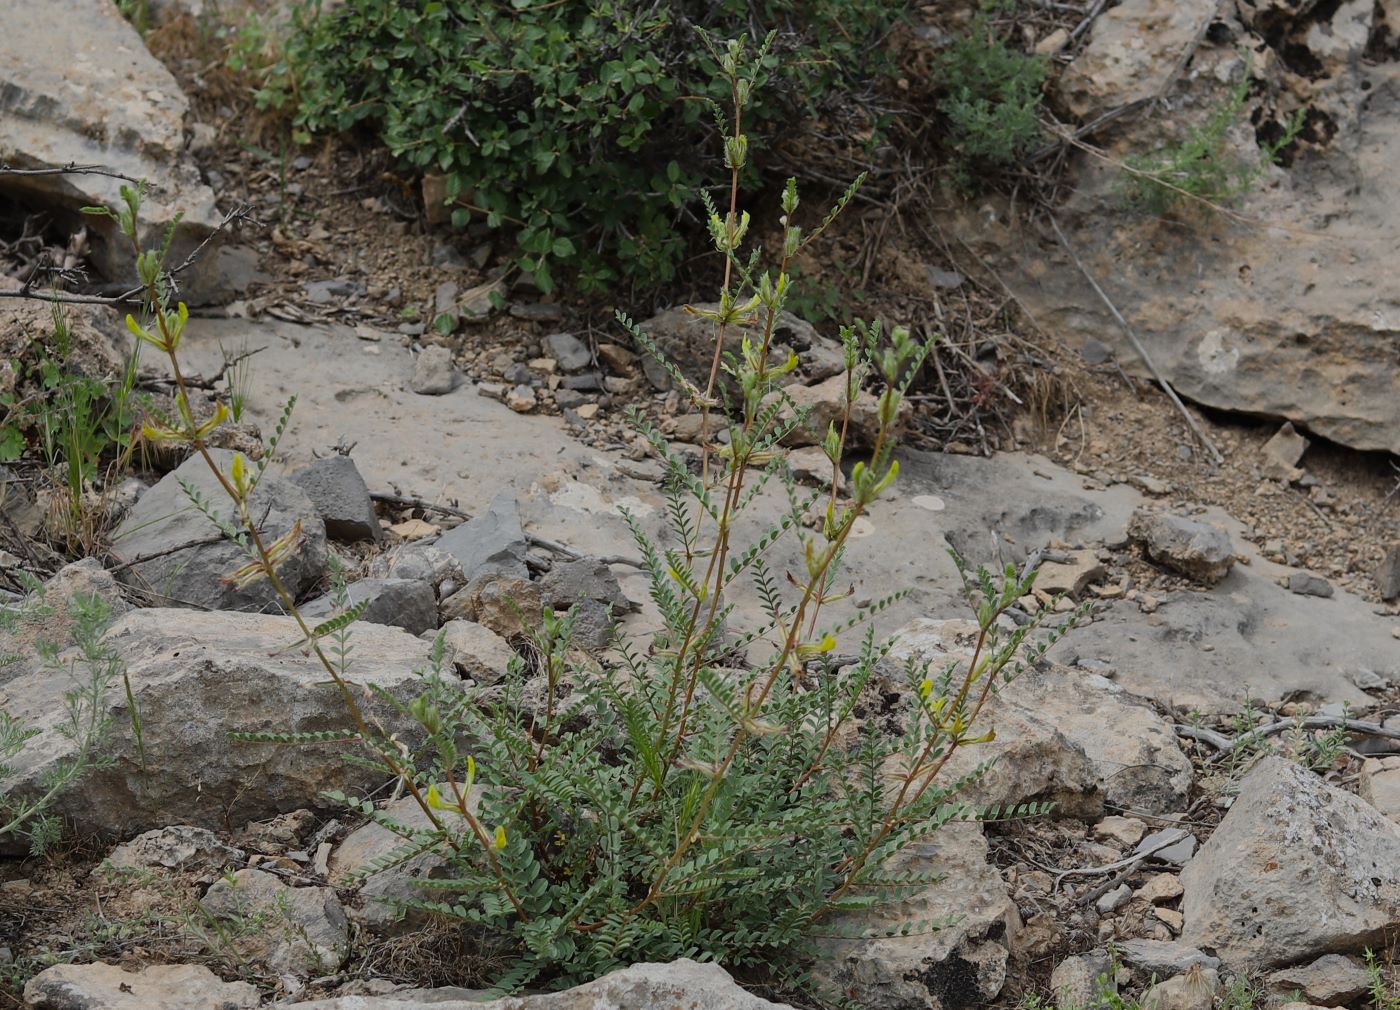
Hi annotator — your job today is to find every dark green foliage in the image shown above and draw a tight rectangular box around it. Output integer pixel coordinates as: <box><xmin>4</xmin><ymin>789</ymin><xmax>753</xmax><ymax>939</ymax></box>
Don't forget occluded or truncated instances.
<box><xmin>935</xmin><ymin>5</ymin><xmax>1048</xmax><ymax>188</ymax></box>
<box><xmin>273</xmin><ymin>0</ymin><xmax>902</xmax><ymax>293</ymax></box>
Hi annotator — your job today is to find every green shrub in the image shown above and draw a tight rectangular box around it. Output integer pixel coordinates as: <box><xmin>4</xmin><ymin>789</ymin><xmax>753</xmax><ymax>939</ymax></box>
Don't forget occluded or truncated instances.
<box><xmin>271</xmin><ymin>0</ymin><xmax>902</xmax><ymax>293</ymax></box>
<box><xmin>936</xmin><ymin>4</ymin><xmax>1048</xmax><ymax>188</ymax></box>
<box><xmin>1120</xmin><ymin>57</ymin><xmax>1303</xmax><ymax>216</ymax></box>
<box><xmin>95</xmin><ymin>38</ymin><xmax>1084</xmax><ymax>999</ymax></box>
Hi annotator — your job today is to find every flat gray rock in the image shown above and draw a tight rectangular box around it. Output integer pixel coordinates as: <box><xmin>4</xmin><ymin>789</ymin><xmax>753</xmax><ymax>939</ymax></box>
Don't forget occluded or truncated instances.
<box><xmin>292</xmin><ymin>455</ymin><xmax>383</xmax><ymax>543</ymax></box>
<box><xmin>111</xmin><ymin>449</ymin><xmax>327</xmax><ymax>612</ymax></box>
<box><xmin>302</xmin><ymin>578</ymin><xmax>438</xmax><ymax>636</ymax></box>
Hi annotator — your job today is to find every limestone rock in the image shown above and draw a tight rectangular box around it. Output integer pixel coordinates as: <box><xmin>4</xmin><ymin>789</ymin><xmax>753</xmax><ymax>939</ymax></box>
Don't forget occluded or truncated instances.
<box><xmin>435</xmin><ymin>494</ymin><xmax>528</xmax><ymax>582</ymax></box>
<box><xmin>1376</xmin><ymin>546</ymin><xmax>1400</xmax><ymax>601</ymax></box>
<box><xmin>441</xmin><ymin>572</ymin><xmax>543</xmax><ymax>640</ymax></box>
<box><xmin>1050</xmin><ymin>952</ymin><xmax>1114</xmax><ymax>1009</ymax></box>
<box><xmin>201</xmin><ymin>868</ymin><xmax>349</xmax><ymax>978</ymax></box>
<box><xmin>0</xmin><ymin>558</ymin><xmax>131</xmax><ymax>688</ymax></box>
<box><xmin>1360</xmin><ymin>756</ymin><xmax>1400</xmax><ymax>823</ymax></box>
<box><xmin>110</xmin><ymin>450</ymin><xmax>328</xmax><ymax>612</ymax></box>
<box><xmin>411</xmin><ymin>345</ymin><xmax>456</xmax><ymax>395</ymax></box>
<box><xmin>279</xmin><ymin>959</ymin><xmax>797</xmax><ymax>1009</ymax></box>
<box><xmin>1057</xmin><ymin>0</ymin><xmax>1220</xmax><ymax>119</ymax></box>
<box><xmin>23</xmin><ymin>962</ymin><xmax>258</xmax><ymax>1010</ymax></box>
<box><xmin>329</xmin><ymin>793</ymin><xmax>450</xmax><ymax>936</ymax></box>
<box><xmin>106</xmin><ymin>825</ymin><xmax>244</xmax><ymax>879</ymax></box>
<box><xmin>0</xmin><ymin>608</ymin><xmax>441</xmax><ymax>837</ymax></box>
<box><xmin>1114</xmin><ymin>939</ymin><xmax>1219</xmax><ymax>976</ymax></box>
<box><xmin>768</xmin><ymin>374</ymin><xmax>911</xmax><ymax>449</ymax></box>
<box><xmin>1127</xmin><ymin>510</ymin><xmax>1236</xmax><ymax>586</ymax></box>
<box><xmin>1267</xmin><ymin>954</ymin><xmax>1373</xmax><ymax>1005</ymax></box>
<box><xmin>813</xmin><ymin>821</ymin><xmax>1020</xmax><ymax>1010</ymax></box>
<box><xmin>1140</xmin><ymin>968</ymin><xmax>1220</xmax><ymax>1010</ymax></box>
<box><xmin>1260</xmin><ymin>423</ymin><xmax>1310</xmax><ymax>483</ymax></box>
<box><xmin>1180</xmin><ymin>757</ymin><xmax>1400</xmax><ymax>970</ymax></box>
<box><xmin>291</xmin><ymin>455</ymin><xmax>382</xmax><ymax>543</ymax></box>
<box><xmin>301</xmin><ymin>578</ymin><xmax>438</xmax><ymax>636</ymax></box>
<box><xmin>1035</xmin><ymin>550</ymin><xmax>1107</xmax><ymax>599</ymax></box>
<box><xmin>0</xmin><ymin>1</ymin><xmax>223</xmax><ymax>297</ymax></box>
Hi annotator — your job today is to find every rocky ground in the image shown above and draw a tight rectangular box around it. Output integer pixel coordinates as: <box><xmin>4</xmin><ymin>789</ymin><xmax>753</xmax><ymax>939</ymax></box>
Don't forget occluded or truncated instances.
<box><xmin>1</xmin><ymin>1</ymin><xmax>1399</xmax><ymax>1010</ymax></box>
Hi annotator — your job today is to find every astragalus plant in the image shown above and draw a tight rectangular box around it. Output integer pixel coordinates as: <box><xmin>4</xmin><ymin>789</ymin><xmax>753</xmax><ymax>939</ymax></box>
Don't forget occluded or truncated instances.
<box><xmin>92</xmin><ymin>34</ymin><xmax>1083</xmax><ymax>1002</ymax></box>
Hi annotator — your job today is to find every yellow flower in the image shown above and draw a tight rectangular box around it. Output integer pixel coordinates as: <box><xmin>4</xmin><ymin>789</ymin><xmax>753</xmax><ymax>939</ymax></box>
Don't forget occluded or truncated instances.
<box><xmin>494</xmin><ymin>825</ymin><xmax>507</xmax><ymax>850</ymax></box>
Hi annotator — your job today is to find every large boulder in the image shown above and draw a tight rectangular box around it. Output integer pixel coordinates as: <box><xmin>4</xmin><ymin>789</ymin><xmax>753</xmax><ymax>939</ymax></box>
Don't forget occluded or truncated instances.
<box><xmin>1180</xmin><ymin>757</ymin><xmax>1400</xmax><ymax>971</ymax></box>
<box><xmin>962</xmin><ymin>14</ymin><xmax>1400</xmax><ymax>455</ymax></box>
<box><xmin>0</xmin><ymin>608</ymin><xmax>441</xmax><ymax>837</ymax></box>
<box><xmin>110</xmin><ymin>450</ymin><xmax>328</xmax><ymax>612</ymax></box>
<box><xmin>0</xmin><ymin>0</ymin><xmax>223</xmax><ymax>299</ymax></box>
<box><xmin>23</xmin><ymin>962</ymin><xmax>259</xmax><ymax>1010</ymax></box>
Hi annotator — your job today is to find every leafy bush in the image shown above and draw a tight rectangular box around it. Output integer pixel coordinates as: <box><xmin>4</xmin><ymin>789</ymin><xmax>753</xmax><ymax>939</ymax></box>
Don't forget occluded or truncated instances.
<box><xmin>1120</xmin><ymin>58</ymin><xmax>1303</xmax><ymax>216</ymax></box>
<box><xmin>936</xmin><ymin>4</ymin><xmax>1048</xmax><ymax>188</ymax></box>
<box><xmin>96</xmin><ymin>37</ymin><xmax>1083</xmax><ymax>999</ymax></box>
<box><xmin>270</xmin><ymin>0</ymin><xmax>901</xmax><ymax>293</ymax></box>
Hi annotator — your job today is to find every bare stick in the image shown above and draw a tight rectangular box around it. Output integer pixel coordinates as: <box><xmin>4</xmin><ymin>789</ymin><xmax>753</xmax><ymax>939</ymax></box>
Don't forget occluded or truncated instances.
<box><xmin>1177</xmin><ymin>716</ymin><xmax>1400</xmax><ymax>754</ymax></box>
<box><xmin>0</xmin><ymin>161</ymin><xmax>148</xmax><ymax>186</ymax></box>
<box><xmin>1048</xmin><ymin>215</ymin><xmax>1224</xmax><ymax>464</ymax></box>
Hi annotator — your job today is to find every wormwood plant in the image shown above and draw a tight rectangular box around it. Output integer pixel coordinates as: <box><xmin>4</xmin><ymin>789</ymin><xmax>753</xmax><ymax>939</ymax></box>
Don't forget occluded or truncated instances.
<box><xmin>0</xmin><ymin>588</ymin><xmax>127</xmax><ymax>853</ymax></box>
<box><xmin>97</xmin><ymin>37</ymin><xmax>1083</xmax><ymax>1000</ymax></box>
<box><xmin>1120</xmin><ymin>56</ymin><xmax>1304</xmax><ymax>216</ymax></box>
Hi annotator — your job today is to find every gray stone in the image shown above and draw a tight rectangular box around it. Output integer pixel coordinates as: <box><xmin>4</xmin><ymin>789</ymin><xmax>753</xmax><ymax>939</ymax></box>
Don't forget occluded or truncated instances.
<box><xmin>23</xmin><ymin>962</ymin><xmax>259</xmax><ymax>1010</ymax></box>
<box><xmin>0</xmin><ymin>559</ymin><xmax>132</xmax><ymax>688</ymax></box>
<box><xmin>0</xmin><ymin>608</ymin><xmax>442</xmax><ymax>837</ymax></box>
<box><xmin>1377</xmin><ymin>546</ymin><xmax>1400</xmax><ymax>601</ymax></box>
<box><xmin>1034</xmin><ymin>549</ymin><xmax>1107</xmax><ymax>599</ymax></box>
<box><xmin>1127</xmin><ymin>510</ymin><xmax>1236</xmax><ymax>586</ymax></box>
<box><xmin>1051</xmin><ymin>952</ymin><xmax>1114</xmax><ymax>1009</ymax></box>
<box><xmin>889</xmin><ymin>619</ymin><xmax>1192</xmax><ymax>816</ymax></box>
<box><xmin>329</xmin><ymin>793</ymin><xmax>451</xmax><ymax>936</ymax></box>
<box><xmin>1136</xmin><ymin>828</ymin><xmax>1197</xmax><ymax>866</ymax></box>
<box><xmin>279</xmin><ymin>960</ymin><xmax>796</xmax><ymax>1009</ymax></box>
<box><xmin>1114</xmin><ymin>939</ymin><xmax>1219</xmax><ymax>977</ymax></box>
<box><xmin>1261</xmin><ymin>423</ymin><xmax>1310</xmax><ymax>483</ymax></box>
<box><xmin>301</xmin><ymin>578</ymin><xmax>438</xmax><ymax>636</ymax></box>
<box><xmin>1140</xmin><ymin>969</ymin><xmax>1220</xmax><ymax>1010</ymax></box>
<box><xmin>1268</xmin><ymin>954</ymin><xmax>1373</xmax><ymax>1005</ymax></box>
<box><xmin>1180</xmin><ymin>757</ymin><xmax>1400</xmax><ymax>971</ymax></box>
<box><xmin>767</xmin><ymin>374</ymin><xmax>911</xmax><ymax>449</ymax></box>
<box><xmin>545</xmin><ymin>332</ymin><xmax>592</xmax><ymax>372</ymax></box>
<box><xmin>0</xmin><ymin>0</ymin><xmax>224</xmax><ymax>300</ymax></box>
<box><xmin>1288</xmin><ymin>572</ymin><xmax>1334</xmax><ymax>598</ymax></box>
<box><xmin>1097</xmin><ymin>883</ymin><xmax>1133</xmax><ymax>913</ymax></box>
<box><xmin>201</xmin><ymin>868</ymin><xmax>349</xmax><ymax>978</ymax></box>
<box><xmin>435</xmin><ymin>494</ymin><xmax>528</xmax><ymax>582</ymax></box>
<box><xmin>106</xmin><ymin>825</ymin><xmax>244</xmax><ymax>879</ymax></box>
<box><xmin>1058</xmin><ymin>0</ymin><xmax>1219</xmax><ymax>118</ymax></box>
<box><xmin>367</xmin><ymin>542</ymin><xmax>462</xmax><ymax>588</ymax></box>
<box><xmin>305</xmin><ymin>278</ymin><xmax>365</xmax><ymax>304</ymax></box>
<box><xmin>559</xmin><ymin>372</ymin><xmax>603</xmax><ymax>392</ymax></box>
<box><xmin>813</xmin><ymin>821</ymin><xmax>1019</xmax><ymax>1010</ymax></box>
<box><xmin>411</xmin><ymin>345</ymin><xmax>457</xmax><ymax>395</ymax></box>
<box><xmin>111</xmin><ymin>449</ymin><xmax>328</xmax><ymax>612</ymax></box>
<box><xmin>434</xmin><ymin>619</ymin><xmax>515</xmax><ymax>685</ymax></box>
<box><xmin>291</xmin><ymin>455</ymin><xmax>383</xmax><ymax>543</ymax></box>
<box><xmin>540</xmin><ymin>556</ymin><xmax>632</xmax><ymax>651</ymax></box>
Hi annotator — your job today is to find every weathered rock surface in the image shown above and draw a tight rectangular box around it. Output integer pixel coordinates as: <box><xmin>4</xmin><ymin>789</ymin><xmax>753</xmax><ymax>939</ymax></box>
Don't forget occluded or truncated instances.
<box><xmin>411</xmin><ymin>345</ymin><xmax>456</xmax><ymax>395</ymax></box>
<box><xmin>0</xmin><ymin>558</ymin><xmax>131</xmax><ymax>687</ymax></box>
<box><xmin>1267</xmin><ymin>954</ymin><xmax>1373</xmax><ymax>1005</ymax></box>
<box><xmin>110</xmin><ymin>450</ymin><xmax>328</xmax><ymax>611</ymax></box>
<box><xmin>889</xmin><ymin>619</ymin><xmax>1191</xmax><ymax>815</ymax></box>
<box><xmin>635</xmin><ymin>303</ymin><xmax>841</xmax><ymax>393</ymax></box>
<box><xmin>106</xmin><ymin>825</ymin><xmax>244</xmax><ymax>878</ymax></box>
<box><xmin>1360</xmin><ymin>756</ymin><xmax>1400</xmax><ymax>823</ymax></box>
<box><xmin>1057</xmin><ymin>0</ymin><xmax>1219</xmax><ymax>118</ymax></box>
<box><xmin>1127</xmin><ymin>510</ymin><xmax>1235</xmax><ymax>586</ymax></box>
<box><xmin>0</xmin><ymin>0</ymin><xmax>222</xmax><ymax>298</ymax></box>
<box><xmin>291</xmin><ymin>455</ymin><xmax>383</xmax><ymax>543</ymax></box>
<box><xmin>202</xmin><ymin>869</ymin><xmax>349</xmax><ymax>979</ymax></box>
<box><xmin>814</xmin><ymin>821</ymin><xmax>1020</xmax><ymax>1010</ymax></box>
<box><xmin>23</xmin><ymin>962</ymin><xmax>259</xmax><ymax>1010</ymax></box>
<box><xmin>540</xmin><ymin>556</ymin><xmax>632</xmax><ymax>651</ymax></box>
<box><xmin>435</xmin><ymin>494</ymin><xmax>528</xmax><ymax>582</ymax></box>
<box><xmin>1141</xmin><ymin>968</ymin><xmax>1220</xmax><ymax>1010</ymax></box>
<box><xmin>968</xmin><ymin>28</ymin><xmax>1400</xmax><ymax>454</ymax></box>
<box><xmin>301</xmin><ymin>578</ymin><xmax>438</xmax><ymax>636</ymax></box>
<box><xmin>435</xmin><ymin>618</ymin><xmax>516</xmax><ymax>685</ymax></box>
<box><xmin>769</xmin><ymin>373</ymin><xmax>911</xmax><ymax>449</ymax></box>
<box><xmin>280</xmin><ymin>959</ymin><xmax>796</xmax><ymax>1009</ymax></box>
<box><xmin>1180</xmin><ymin>757</ymin><xmax>1400</xmax><ymax>970</ymax></box>
<box><xmin>0</xmin><ymin>608</ymin><xmax>439</xmax><ymax>837</ymax></box>
<box><xmin>1113</xmin><ymin>939</ymin><xmax>1220</xmax><ymax>976</ymax></box>
<box><xmin>329</xmin><ymin>793</ymin><xmax>449</xmax><ymax>936</ymax></box>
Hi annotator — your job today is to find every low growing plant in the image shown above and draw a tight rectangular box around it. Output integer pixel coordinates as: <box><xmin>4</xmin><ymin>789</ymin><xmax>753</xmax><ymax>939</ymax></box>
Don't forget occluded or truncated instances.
<box><xmin>0</xmin><ymin>585</ymin><xmax>128</xmax><ymax>854</ymax></box>
<box><xmin>91</xmin><ymin>35</ymin><xmax>1084</xmax><ymax>1001</ymax></box>
<box><xmin>936</xmin><ymin>2</ymin><xmax>1049</xmax><ymax>188</ymax></box>
<box><xmin>1120</xmin><ymin>56</ymin><xmax>1304</xmax><ymax>216</ymax></box>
